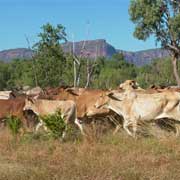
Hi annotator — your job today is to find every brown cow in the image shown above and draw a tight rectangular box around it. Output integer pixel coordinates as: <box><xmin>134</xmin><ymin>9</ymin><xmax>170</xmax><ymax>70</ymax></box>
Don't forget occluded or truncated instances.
<box><xmin>0</xmin><ymin>97</ymin><xmax>36</xmax><ymax>131</ymax></box>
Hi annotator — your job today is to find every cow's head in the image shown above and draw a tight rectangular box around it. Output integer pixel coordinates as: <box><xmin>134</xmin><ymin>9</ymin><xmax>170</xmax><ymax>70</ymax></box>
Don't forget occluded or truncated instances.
<box><xmin>23</xmin><ymin>97</ymin><xmax>39</xmax><ymax>115</ymax></box>
<box><xmin>107</xmin><ymin>89</ymin><xmax>129</xmax><ymax>102</ymax></box>
<box><xmin>119</xmin><ymin>80</ymin><xmax>139</xmax><ymax>90</ymax></box>
<box><xmin>94</xmin><ymin>93</ymin><xmax>109</xmax><ymax>109</ymax></box>
<box><xmin>95</xmin><ymin>90</ymin><xmax>126</xmax><ymax>109</ymax></box>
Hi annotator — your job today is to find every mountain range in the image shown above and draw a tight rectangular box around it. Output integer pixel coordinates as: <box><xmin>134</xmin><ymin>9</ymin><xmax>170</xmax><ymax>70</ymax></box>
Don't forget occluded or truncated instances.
<box><xmin>0</xmin><ymin>39</ymin><xmax>170</xmax><ymax>66</ymax></box>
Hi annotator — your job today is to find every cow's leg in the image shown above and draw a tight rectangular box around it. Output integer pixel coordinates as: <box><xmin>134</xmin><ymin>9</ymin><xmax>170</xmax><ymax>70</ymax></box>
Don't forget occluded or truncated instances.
<box><xmin>35</xmin><ymin>119</ymin><xmax>43</xmax><ymax>131</ymax></box>
<box><xmin>43</xmin><ymin>124</ymin><xmax>48</xmax><ymax>131</ymax></box>
<box><xmin>108</xmin><ymin>115</ymin><xmax>122</xmax><ymax>135</ymax></box>
<box><xmin>164</xmin><ymin>101</ymin><xmax>179</xmax><ymax>113</ymax></box>
<box><xmin>35</xmin><ymin>119</ymin><xmax>48</xmax><ymax>132</ymax></box>
<box><xmin>75</xmin><ymin>118</ymin><xmax>85</xmax><ymax>135</ymax></box>
<box><xmin>123</xmin><ymin>119</ymin><xmax>133</xmax><ymax>137</ymax></box>
<box><xmin>62</xmin><ymin>126</ymin><xmax>67</xmax><ymax>139</ymax></box>
<box><xmin>113</xmin><ymin>125</ymin><xmax>121</xmax><ymax>135</ymax></box>
<box><xmin>132</xmin><ymin>118</ymin><xmax>137</xmax><ymax>138</ymax></box>
<box><xmin>175</xmin><ymin>124</ymin><xmax>179</xmax><ymax>137</ymax></box>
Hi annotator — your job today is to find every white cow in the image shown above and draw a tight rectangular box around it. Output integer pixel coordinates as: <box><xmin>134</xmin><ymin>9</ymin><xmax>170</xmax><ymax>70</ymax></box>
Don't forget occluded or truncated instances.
<box><xmin>95</xmin><ymin>90</ymin><xmax>180</xmax><ymax>137</ymax></box>
<box><xmin>0</xmin><ymin>91</ymin><xmax>14</xmax><ymax>99</ymax></box>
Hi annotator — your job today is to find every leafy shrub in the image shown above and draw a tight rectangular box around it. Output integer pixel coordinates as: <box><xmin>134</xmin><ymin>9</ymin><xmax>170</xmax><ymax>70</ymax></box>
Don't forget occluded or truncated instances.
<box><xmin>40</xmin><ymin>111</ymin><xmax>66</xmax><ymax>139</ymax></box>
<box><xmin>6</xmin><ymin>116</ymin><xmax>22</xmax><ymax>136</ymax></box>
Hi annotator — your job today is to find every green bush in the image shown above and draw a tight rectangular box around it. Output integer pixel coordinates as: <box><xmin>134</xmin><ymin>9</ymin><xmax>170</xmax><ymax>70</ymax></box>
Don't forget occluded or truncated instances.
<box><xmin>6</xmin><ymin>116</ymin><xmax>22</xmax><ymax>136</ymax></box>
<box><xmin>40</xmin><ymin>111</ymin><xmax>66</xmax><ymax>139</ymax></box>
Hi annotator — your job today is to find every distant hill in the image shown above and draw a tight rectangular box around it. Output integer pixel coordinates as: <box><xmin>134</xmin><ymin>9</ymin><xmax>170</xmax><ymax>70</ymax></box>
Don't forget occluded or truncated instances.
<box><xmin>62</xmin><ymin>39</ymin><xmax>117</xmax><ymax>58</ymax></box>
<box><xmin>118</xmin><ymin>48</ymin><xmax>170</xmax><ymax>66</ymax></box>
<box><xmin>0</xmin><ymin>39</ymin><xmax>170</xmax><ymax>66</ymax></box>
<box><xmin>0</xmin><ymin>48</ymin><xmax>33</xmax><ymax>62</ymax></box>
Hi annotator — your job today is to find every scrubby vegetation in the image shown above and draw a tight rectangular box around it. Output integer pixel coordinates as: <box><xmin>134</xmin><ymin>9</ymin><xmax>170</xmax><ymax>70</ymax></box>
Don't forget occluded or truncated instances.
<box><xmin>0</xmin><ymin>127</ymin><xmax>179</xmax><ymax>180</ymax></box>
<box><xmin>40</xmin><ymin>111</ymin><xmax>66</xmax><ymax>139</ymax></box>
<box><xmin>0</xmin><ymin>51</ymin><xmax>176</xmax><ymax>90</ymax></box>
<box><xmin>6</xmin><ymin>116</ymin><xmax>22</xmax><ymax>136</ymax></box>
<box><xmin>0</xmin><ymin>52</ymin><xmax>178</xmax><ymax>90</ymax></box>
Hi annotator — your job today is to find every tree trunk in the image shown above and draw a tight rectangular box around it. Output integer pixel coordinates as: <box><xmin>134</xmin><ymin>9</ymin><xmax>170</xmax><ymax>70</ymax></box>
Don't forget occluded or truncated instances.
<box><xmin>171</xmin><ymin>54</ymin><xmax>180</xmax><ymax>86</ymax></box>
<box><xmin>73</xmin><ymin>60</ymin><xmax>77</xmax><ymax>87</ymax></box>
<box><xmin>76</xmin><ymin>62</ymin><xmax>81</xmax><ymax>87</ymax></box>
<box><xmin>85</xmin><ymin>59</ymin><xmax>90</xmax><ymax>88</ymax></box>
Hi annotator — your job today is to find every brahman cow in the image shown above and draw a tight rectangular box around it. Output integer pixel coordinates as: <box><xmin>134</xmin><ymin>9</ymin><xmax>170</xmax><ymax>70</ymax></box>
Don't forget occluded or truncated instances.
<box><xmin>95</xmin><ymin>89</ymin><xmax>180</xmax><ymax>137</ymax></box>
<box><xmin>38</xmin><ymin>87</ymin><xmax>121</xmax><ymax>134</ymax></box>
<box><xmin>119</xmin><ymin>80</ymin><xmax>144</xmax><ymax>91</ymax></box>
<box><xmin>39</xmin><ymin>87</ymin><xmax>113</xmax><ymax>118</ymax></box>
<box><xmin>23</xmin><ymin>98</ymin><xmax>84</xmax><ymax>138</ymax></box>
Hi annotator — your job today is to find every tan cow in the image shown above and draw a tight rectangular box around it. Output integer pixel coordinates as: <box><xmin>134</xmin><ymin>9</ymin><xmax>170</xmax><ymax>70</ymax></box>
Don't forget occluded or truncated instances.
<box><xmin>23</xmin><ymin>98</ymin><xmax>84</xmax><ymax>138</ymax></box>
<box><xmin>119</xmin><ymin>80</ymin><xmax>172</xmax><ymax>94</ymax></box>
<box><xmin>95</xmin><ymin>89</ymin><xmax>180</xmax><ymax>137</ymax></box>
<box><xmin>40</xmin><ymin>87</ymin><xmax>112</xmax><ymax>119</ymax></box>
<box><xmin>119</xmin><ymin>80</ymin><xmax>144</xmax><ymax>91</ymax></box>
<box><xmin>38</xmin><ymin>87</ymin><xmax>121</xmax><ymax>134</ymax></box>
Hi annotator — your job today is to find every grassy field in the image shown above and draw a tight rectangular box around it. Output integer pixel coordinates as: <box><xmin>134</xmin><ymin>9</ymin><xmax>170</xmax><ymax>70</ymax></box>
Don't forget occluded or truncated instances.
<box><xmin>0</xmin><ymin>126</ymin><xmax>180</xmax><ymax>180</ymax></box>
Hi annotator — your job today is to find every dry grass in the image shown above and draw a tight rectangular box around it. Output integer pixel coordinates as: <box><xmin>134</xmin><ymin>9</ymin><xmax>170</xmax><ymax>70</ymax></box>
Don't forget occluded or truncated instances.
<box><xmin>0</xmin><ymin>126</ymin><xmax>180</xmax><ymax>180</ymax></box>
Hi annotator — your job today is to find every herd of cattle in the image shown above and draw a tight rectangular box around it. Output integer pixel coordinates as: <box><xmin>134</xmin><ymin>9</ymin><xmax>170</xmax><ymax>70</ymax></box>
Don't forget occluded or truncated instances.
<box><xmin>1</xmin><ymin>80</ymin><xmax>180</xmax><ymax>138</ymax></box>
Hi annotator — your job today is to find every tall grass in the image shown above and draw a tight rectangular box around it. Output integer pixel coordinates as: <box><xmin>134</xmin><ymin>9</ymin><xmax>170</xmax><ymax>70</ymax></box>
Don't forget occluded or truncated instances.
<box><xmin>6</xmin><ymin>116</ymin><xmax>22</xmax><ymax>136</ymax></box>
<box><xmin>0</xmin><ymin>126</ymin><xmax>180</xmax><ymax>180</ymax></box>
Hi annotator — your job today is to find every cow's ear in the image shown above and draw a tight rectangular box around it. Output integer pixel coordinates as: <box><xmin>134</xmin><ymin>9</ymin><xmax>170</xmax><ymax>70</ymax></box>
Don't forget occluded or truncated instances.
<box><xmin>27</xmin><ymin>96</ymin><xmax>35</xmax><ymax>104</ymax></box>
<box><xmin>106</xmin><ymin>92</ymin><xmax>113</xmax><ymax>97</ymax></box>
<box><xmin>107</xmin><ymin>92</ymin><xmax>124</xmax><ymax>101</ymax></box>
<box><xmin>33</xmin><ymin>95</ymin><xmax>39</xmax><ymax>99</ymax></box>
<box><xmin>130</xmin><ymin>80</ymin><xmax>135</xmax><ymax>86</ymax></box>
<box><xmin>66</xmin><ymin>88</ymin><xmax>80</xmax><ymax>96</ymax></box>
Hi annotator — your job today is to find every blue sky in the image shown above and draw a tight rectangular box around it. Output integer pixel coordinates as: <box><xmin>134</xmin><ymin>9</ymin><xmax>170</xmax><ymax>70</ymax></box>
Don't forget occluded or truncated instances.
<box><xmin>0</xmin><ymin>0</ymin><xmax>158</xmax><ymax>51</ymax></box>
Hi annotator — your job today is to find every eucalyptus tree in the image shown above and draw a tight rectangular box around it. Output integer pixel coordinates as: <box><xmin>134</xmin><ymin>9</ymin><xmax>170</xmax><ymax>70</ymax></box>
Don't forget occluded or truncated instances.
<box><xmin>129</xmin><ymin>0</ymin><xmax>180</xmax><ymax>85</ymax></box>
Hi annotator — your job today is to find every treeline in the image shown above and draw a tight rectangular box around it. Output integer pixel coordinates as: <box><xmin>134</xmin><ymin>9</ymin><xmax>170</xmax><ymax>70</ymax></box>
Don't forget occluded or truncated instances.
<box><xmin>0</xmin><ymin>54</ymin><xmax>178</xmax><ymax>90</ymax></box>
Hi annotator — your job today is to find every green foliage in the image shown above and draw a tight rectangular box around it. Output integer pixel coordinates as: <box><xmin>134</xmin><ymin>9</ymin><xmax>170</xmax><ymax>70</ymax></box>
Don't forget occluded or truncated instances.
<box><xmin>91</xmin><ymin>54</ymin><xmax>137</xmax><ymax>89</ymax></box>
<box><xmin>129</xmin><ymin>0</ymin><xmax>180</xmax><ymax>47</ymax></box>
<box><xmin>0</xmin><ymin>53</ymin><xmax>178</xmax><ymax>90</ymax></box>
<box><xmin>33</xmin><ymin>23</ymin><xmax>68</xmax><ymax>87</ymax></box>
<box><xmin>6</xmin><ymin>116</ymin><xmax>22</xmax><ymax>136</ymax></box>
<box><xmin>136</xmin><ymin>58</ymin><xmax>177</xmax><ymax>88</ymax></box>
<box><xmin>6</xmin><ymin>59</ymin><xmax>35</xmax><ymax>89</ymax></box>
<box><xmin>34</xmin><ymin>23</ymin><xmax>67</xmax><ymax>53</ymax></box>
<box><xmin>0</xmin><ymin>61</ymin><xmax>10</xmax><ymax>89</ymax></box>
<box><xmin>129</xmin><ymin>0</ymin><xmax>164</xmax><ymax>41</ymax></box>
<box><xmin>40</xmin><ymin>111</ymin><xmax>66</xmax><ymax>139</ymax></box>
<box><xmin>129</xmin><ymin>0</ymin><xmax>180</xmax><ymax>85</ymax></box>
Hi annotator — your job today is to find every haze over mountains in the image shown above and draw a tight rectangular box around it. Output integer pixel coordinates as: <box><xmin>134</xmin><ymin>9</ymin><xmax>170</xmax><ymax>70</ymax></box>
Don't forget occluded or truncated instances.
<box><xmin>0</xmin><ymin>39</ymin><xmax>170</xmax><ymax>66</ymax></box>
